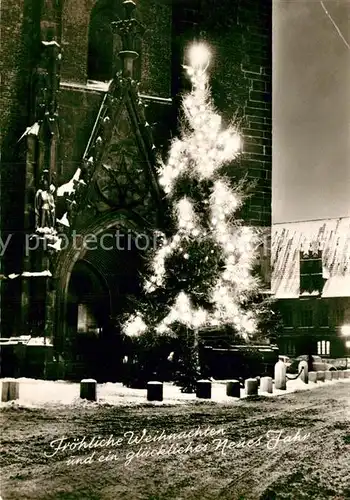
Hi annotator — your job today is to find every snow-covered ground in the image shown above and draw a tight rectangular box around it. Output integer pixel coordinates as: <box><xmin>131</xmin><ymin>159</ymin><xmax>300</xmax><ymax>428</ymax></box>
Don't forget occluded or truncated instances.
<box><xmin>1</xmin><ymin>375</ymin><xmax>349</xmax><ymax>408</ymax></box>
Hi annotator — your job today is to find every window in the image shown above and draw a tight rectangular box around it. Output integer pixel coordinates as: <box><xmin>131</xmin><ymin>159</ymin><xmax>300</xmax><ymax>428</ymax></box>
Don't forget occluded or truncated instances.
<box><xmin>283</xmin><ymin>307</ymin><xmax>293</xmax><ymax>327</ymax></box>
<box><xmin>300</xmin><ymin>309</ymin><xmax>313</xmax><ymax>327</ymax></box>
<box><xmin>299</xmin><ymin>250</ymin><xmax>324</xmax><ymax>294</ymax></box>
<box><xmin>335</xmin><ymin>307</ymin><xmax>344</xmax><ymax>324</ymax></box>
<box><xmin>319</xmin><ymin>304</ymin><xmax>329</xmax><ymax>327</ymax></box>
<box><xmin>284</xmin><ymin>340</ymin><xmax>296</xmax><ymax>356</ymax></box>
<box><xmin>317</xmin><ymin>340</ymin><xmax>330</xmax><ymax>356</ymax></box>
<box><xmin>88</xmin><ymin>6</ymin><xmax>120</xmax><ymax>82</ymax></box>
<box><xmin>87</xmin><ymin>1</ymin><xmax>142</xmax><ymax>82</ymax></box>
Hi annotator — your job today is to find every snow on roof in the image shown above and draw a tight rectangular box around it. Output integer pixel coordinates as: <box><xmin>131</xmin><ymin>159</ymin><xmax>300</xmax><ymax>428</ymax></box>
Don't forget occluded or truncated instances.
<box><xmin>322</xmin><ymin>274</ymin><xmax>350</xmax><ymax>297</ymax></box>
<box><xmin>272</xmin><ymin>217</ymin><xmax>350</xmax><ymax>298</ymax></box>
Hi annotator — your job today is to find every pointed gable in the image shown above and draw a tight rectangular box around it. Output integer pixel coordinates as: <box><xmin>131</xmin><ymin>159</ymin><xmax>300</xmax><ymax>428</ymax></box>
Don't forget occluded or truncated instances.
<box><xmin>84</xmin><ymin>77</ymin><xmax>164</xmax><ymax>222</ymax></box>
<box><xmin>57</xmin><ymin>77</ymin><xmax>166</xmax><ymax>230</ymax></box>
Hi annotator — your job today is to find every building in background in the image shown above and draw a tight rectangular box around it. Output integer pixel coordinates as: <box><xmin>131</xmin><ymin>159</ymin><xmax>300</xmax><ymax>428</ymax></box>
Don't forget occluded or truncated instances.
<box><xmin>0</xmin><ymin>0</ymin><xmax>272</xmax><ymax>379</ymax></box>
<box><xmin>272</xmin><ymin>217</ymin><xmax>350</xmax><ymax>358</ymax></box>
<box><xmin>272</xmin><ymin>1</ymin><xmax>350</xmax><ymax>359</ymax></box>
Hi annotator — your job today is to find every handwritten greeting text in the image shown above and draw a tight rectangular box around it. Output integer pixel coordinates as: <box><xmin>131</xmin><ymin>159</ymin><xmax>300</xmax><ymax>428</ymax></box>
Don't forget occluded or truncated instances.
<box><xmin>44</xmin><ymin>426</ymin><xmax>310</xmax><ymax>467</ymax></box>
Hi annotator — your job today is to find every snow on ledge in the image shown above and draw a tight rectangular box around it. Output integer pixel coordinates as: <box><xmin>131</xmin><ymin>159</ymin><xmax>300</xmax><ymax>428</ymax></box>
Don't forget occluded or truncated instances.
<box><xmin>86</xmin><ymin>79</ymin><xmax>111</xmax><ymax>91</ymax></box>
<box><xmin>42</xmin><ymin>40</ymin><xmax>60</xmax><ymax>47</ymax></box>
<box><xmin>300</xmin><ymin>290</ymin><xmax>320</xmax><ymax>297</ymax></box>
<box><xmin>18</xmin><ymin>122</ymin><xmax>40</xmax><ymax>141</ymax></box>
<box><xmin>21</xmin><ymin>270</ymin><xmax>52</xmax><ymax>278</ymax></box>
<box><xmin>60</xmin><ymin>80</ymin><xmax>110</xmax><ymax>93</ymax></box>
<box><xmin>27</xmin><ymin>337</ymin><xmax>53</xmax><ymax>346</ymax></box>
<box><xmin>8</xmin><ymin>274</ymin><xmax>20</xmax><ymax>280</ymax></box>
<box><xmin>57</xmin><ymin>168</ymin><xmax>81</xmax><ymax>196</ymax></box>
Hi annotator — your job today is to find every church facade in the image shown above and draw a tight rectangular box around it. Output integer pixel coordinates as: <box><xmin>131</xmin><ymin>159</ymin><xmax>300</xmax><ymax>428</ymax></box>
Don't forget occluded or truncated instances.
<box><xmin>1</xmin><ymin>0</ymin><xmax>272</xmax><ymax>380</ymax></box>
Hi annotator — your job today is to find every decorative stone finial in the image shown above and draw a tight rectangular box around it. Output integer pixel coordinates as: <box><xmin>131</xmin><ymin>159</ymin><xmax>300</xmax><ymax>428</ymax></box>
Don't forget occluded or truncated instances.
<box><xmin>112</xmin><ymin>0</ymin><xmax>145</xmax><ymax>78</ymax></box>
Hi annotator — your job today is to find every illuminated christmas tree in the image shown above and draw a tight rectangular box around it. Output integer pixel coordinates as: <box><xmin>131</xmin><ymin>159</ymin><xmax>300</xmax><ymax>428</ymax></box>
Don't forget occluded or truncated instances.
<box><xmin>123</xmin><ymin>43</ymin><xmax>263</xmax><ymax>390</ymax></box>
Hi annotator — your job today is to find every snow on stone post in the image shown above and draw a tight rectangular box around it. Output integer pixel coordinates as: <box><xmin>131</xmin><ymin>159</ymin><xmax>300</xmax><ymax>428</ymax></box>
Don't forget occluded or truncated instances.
<box><xmin>226</xmin><ymin>380</ymin><xmax>240</xmax><ymax>397</ymax></box>
<box><xmin>147</xmin><ymin>381</ymin><xmax>163</xmax><ymax>401</ymax></box>
<box><xmin>298</xmin><ymin>361</ymin><xmax>308</xmax><ymax>384</ymax></box>
<box><xmin>260</xmin><ymin>376</ymin><xmax>273</xmax><ymax>393</ymax></box>
<box><xmin>274</xmin><ymin>360</ymin><xmax>286</xmax><ymax>390</ymax></box>
<box><xmin>308</xmin><ymin>371</ymin><xmax>317</xmax><ymax>383</ymax></box>
<box><xmin>331</xmin><ymin>370</ymin><xmax>339</xmax><ymax>380</ymax></box>
<box><xmin>245</xmin><ymin>378</ymin><xmax>258</xmax><ymax>396</ymax></box>
<box><xmin>80</xmin><ymin>379</ymin><xmax>97</xmax><ymax>401</ymax></box>
<box><xmin>1</xmin><ymin>379</ymin><xmax>19</xmax><ymax>402</ymax></box>
<box><xmin>196</xmin><ymin>380</ymin><xmax>212</xmax><ymax>399</ymax></box>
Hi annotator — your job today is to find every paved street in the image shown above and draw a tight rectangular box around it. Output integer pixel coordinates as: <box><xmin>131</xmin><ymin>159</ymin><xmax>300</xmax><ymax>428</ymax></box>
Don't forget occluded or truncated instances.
<box><xmin>1</xmin><ymin>381</ymin><xmax>350</xmax><ymax>499</ymax></box>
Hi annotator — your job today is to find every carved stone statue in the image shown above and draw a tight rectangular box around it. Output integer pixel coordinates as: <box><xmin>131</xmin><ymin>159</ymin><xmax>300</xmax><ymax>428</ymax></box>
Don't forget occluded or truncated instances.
<box><xmin>35</xmin><ymin>176</ymin><xmax>56</xmax><ymax>231</ymax></box>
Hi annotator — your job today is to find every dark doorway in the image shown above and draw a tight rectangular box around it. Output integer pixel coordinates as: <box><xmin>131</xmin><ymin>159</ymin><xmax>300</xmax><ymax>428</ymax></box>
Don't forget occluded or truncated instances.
<box><xmin>67</xmin><ymin>260</ymin><xmax>113</xmax><ymax>380</ymax></box>
<box><xmin>65</xmin><ymin>231</ymin><xmax>145</xmax><ymax>381</ymax></box>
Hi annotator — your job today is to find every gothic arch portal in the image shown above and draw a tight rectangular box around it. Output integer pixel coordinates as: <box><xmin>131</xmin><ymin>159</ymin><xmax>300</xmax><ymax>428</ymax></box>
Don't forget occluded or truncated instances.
<box><xmin>53</xmin><ymin>210</ymin><xmax>149</xmax><ymax>380</ymax></box>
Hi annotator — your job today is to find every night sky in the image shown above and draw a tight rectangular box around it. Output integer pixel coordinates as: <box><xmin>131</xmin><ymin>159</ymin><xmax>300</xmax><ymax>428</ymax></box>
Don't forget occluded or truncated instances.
<box><xmin>273</xmin><ymin>0</ymin><xmax>350</xmax><ymax>223</ymax></box>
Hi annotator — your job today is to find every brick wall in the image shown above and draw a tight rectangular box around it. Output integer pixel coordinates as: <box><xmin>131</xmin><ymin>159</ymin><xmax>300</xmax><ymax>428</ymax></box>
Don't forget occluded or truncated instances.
<box><xmin>61</xmin><ymin>0</ymin><xmax>93</xmax><ymax>83</ymax></box>
<box><xmin>1</xmin><ymin>0</ymin><xmax>40</xmax><ymax>228</ymax></box>
<box><xmin>0</xmin><ymin>0</ymin><xmax>42</xmax><ymax>334</ymax></box>
<box><xmin>138</xmin><ymin>0</ymin><xmax>172</xmax><ymax>97</ymax></box>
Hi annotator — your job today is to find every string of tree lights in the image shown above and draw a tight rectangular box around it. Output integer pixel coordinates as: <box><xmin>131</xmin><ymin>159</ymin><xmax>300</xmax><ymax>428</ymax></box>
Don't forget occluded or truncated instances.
<box><xmin>122</xmin><ymin>43</ymin><xmax>270</xmax><ymax>388</ymax></box>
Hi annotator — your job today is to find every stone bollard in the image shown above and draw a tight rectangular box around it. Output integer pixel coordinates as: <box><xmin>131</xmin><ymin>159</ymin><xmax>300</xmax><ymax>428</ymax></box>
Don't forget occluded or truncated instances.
<box><xmin>196</xmin><ymin>380</ymin><xmax>212</xmax><ymax>399</ymax></box>
<box><xmin>299</xmin><ymin>361</ymin><xmax>308</xmax><ymax>384</ymax></box>
<box><xmin>338</xmin><ymin>370</ymin><xmax>345</xmax><ymax>379</ymax></box>
<box><xmin>332</xmin><ymin>370</ymin><xmax>339</xmax><ymax>380</ymax></box>
<box><xmin>316</xmin><ymin>371</ymin><xmax>325</xmax><ymax>382</ymax></box>
<box><xmin>324</xmin><ymin>371</ymin><xmax>332</xmax><ymax>381</ymax></box>
<box><xmin>147</xmin><ymin>381</ymin><xmax>163</xmax><ymax>401</ymax></box>
<box><xmin>226</xmin><ymin>380</ymin><xmax>241</xmax><ymax>398</ymax></box>
<box><xmin>309</xmin><ymin>371</ymin><xmax>317</xmax><ymax>383</ymax></box>
<box><xmin>260</xmin><ymin>376</ymin><xmax>273</xmax><ymax>393</ymax></box>
<box><xmin>80</xmin><ymin>379</ymin><xmax>97</xmax><ymax>401</ymax></box>
<box><xmin>245</xmin><ymin>378</ymin><xmax>258</xmax><ymax>396</ymax></box>
<box><xmin>344</xmin><ymin>370</ymin><xmax>350</xmax><ymax>379</ymax></box>
<box><xmin>274</xmin><ymin>360</ymin><xmax>286</xmax><ymax>390</ymax></box>
<box><xmin>1</xmin><ymin>379</ymin><xmax>19</xmax><ymax>402</ymax></box>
